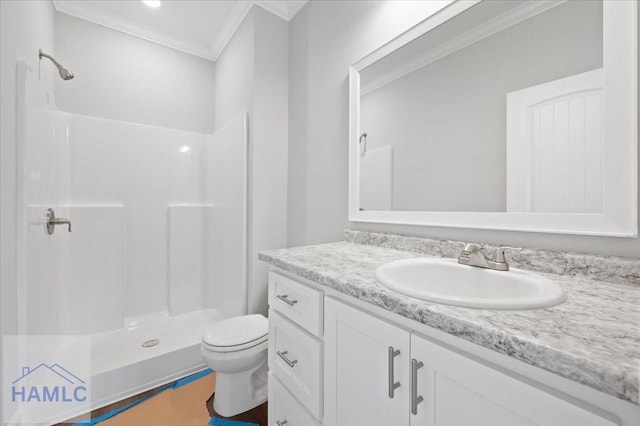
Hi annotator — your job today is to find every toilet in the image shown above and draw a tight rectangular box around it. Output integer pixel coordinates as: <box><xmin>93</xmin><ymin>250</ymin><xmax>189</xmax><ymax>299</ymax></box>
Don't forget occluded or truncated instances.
<box><xmin>201</xmin><ymin>314</ymin><xmax>269</xmax><ymax>417</ymax></box>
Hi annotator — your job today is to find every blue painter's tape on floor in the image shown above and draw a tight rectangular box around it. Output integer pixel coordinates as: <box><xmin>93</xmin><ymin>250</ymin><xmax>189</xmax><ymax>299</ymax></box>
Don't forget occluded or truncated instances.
<box><xmin>209</xmin><ymin>417</ymin><xmax>259</xmax><ymax>426</ymax></box>
<box><xmin>74</xmin><ymin>368</ymin><xmax>214</xmax><ymax>425</ymax></box>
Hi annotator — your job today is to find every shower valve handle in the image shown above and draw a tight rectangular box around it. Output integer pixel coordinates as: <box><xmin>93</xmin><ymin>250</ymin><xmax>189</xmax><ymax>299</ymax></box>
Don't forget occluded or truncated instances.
<box><xmin>45</xmin><ymin>208</ymin><xmax>72</xmax><ymax>235</ymax></box>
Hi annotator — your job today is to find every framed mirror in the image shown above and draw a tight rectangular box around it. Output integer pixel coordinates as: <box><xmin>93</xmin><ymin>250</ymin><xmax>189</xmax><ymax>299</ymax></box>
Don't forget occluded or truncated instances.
<box><xmin>349</xmin><ymin>0</ymin><xmax>637</xmax><ymax>236</ymax></box>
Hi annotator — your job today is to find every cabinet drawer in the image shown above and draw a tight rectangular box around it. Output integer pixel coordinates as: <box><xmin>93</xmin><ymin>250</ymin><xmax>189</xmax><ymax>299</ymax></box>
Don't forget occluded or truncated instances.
<box><xmin>269</xmin><ymin>373</ymin><xmax>320</xmax><ymax>426</ymax></box>
<box><xmin>269</xmin><ymin>271</ymin><xmax>323</xmax><ymax>337</ymax></box>
<box><xmin>269</xmin><ymin>310</ymin><xmax>322</xmax><ymax>419</ymax></box>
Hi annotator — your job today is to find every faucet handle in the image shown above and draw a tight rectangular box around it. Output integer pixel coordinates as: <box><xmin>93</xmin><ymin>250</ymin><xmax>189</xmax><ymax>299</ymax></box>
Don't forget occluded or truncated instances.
<box><xmin>448</xmin><ymin>241</ymin><xmax>483</xmax><ymax>254</ymax></box>
<box><xmin>491</xmin><ymin>246</ymin><xmax>523</xmax><ymax>263</ymax></box>
<box><xmin>462</xmin><ymin>243</ymin><xmax>483</xmax><ymax>253</ymax></box>
<box><xmin>447</xmin><ymin>240</ymin><xmax>476</xmax><ymax>250</ymax></box>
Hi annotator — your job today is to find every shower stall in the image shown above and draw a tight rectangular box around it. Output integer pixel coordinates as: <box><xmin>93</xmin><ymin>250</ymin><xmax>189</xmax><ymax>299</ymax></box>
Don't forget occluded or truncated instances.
<box><xmin>13</xmin><ymin>60</ymin><xmax>248</xmax><ymax>421</ymax></box>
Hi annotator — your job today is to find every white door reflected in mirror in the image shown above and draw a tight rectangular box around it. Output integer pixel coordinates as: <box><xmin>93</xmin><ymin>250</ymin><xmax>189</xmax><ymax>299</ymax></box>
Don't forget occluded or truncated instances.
<box><xmin>506</xmin><ymin>68</ymin><xmax>603</xmax><ymax>213</ymax></box>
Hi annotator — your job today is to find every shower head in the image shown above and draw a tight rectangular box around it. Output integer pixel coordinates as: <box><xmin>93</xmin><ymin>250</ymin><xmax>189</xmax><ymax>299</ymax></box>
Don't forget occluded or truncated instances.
<box><xmin>58</xmin><ymin>67</ymin><xmax>74</xmax><ymax>81</ymax></box>
<box><xmin>38</xmin><ymin>49</ymin><xmax>74</xmax><ymax>80</ymax></box>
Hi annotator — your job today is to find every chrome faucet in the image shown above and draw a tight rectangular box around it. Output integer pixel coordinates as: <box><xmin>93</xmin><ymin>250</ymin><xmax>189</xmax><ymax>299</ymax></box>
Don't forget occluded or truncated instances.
<box><xmin>455</xmin><ymin>242</ymin><xmax>522</xmax><ymax>271</ymax></box>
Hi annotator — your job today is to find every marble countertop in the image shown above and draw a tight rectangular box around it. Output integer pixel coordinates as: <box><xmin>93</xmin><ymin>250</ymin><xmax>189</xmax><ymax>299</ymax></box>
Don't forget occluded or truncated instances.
<box><xmin>259</xmin><ymin>235</ymin><xmax>640</xmax><ymax>404</ymax></box>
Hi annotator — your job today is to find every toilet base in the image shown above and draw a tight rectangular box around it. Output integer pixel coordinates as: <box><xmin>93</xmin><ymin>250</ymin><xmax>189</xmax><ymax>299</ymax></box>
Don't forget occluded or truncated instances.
<box><xmin>213</xmin><ymin>361</ymin><xmax>268</xmax><ymax>417</ymax></box>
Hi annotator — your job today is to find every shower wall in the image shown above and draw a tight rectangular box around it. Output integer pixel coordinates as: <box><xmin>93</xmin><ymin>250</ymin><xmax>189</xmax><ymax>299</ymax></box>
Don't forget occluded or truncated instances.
<box><xmin>202</xmin><ymin>117</ymin><xmax>249</xmax><ymax>320</ymax></box>
<box><xmin>65</xmin><ymin>114</ymin><xmax>207</xmax><ymax>326</ymax></box>
<box><xmin>19</xmin><ymin>62</ymin><xmax>69</xmax><ymax>336</ymax></box>
<box><xmin>19</xmin><ymin>64</ymin><xmax>246</xmax><ymax>336</ymax></box>
<box><xmin>14</xmin><ymin>3</ymin><xmax>288</xmax><ymax>341</ymax></box>
<box><xmin>0</xmin><ymin>0</ymin><xmax>56</xmax><ymax>359</ymax></box>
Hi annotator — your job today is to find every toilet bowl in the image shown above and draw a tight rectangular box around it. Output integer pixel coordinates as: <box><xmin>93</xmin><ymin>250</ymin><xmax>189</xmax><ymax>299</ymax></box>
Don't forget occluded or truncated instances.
<box><xmin>201</xmin><ymin>314</ymin><xmax>268</xmax><ymax>417</ymax></box>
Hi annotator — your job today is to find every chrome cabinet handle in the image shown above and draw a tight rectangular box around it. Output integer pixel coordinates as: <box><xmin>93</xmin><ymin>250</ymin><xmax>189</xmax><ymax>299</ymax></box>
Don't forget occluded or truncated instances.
<box><xmin>45</xmin><ymin>208</ymin><xmax>72</xmax><ymax>235</ymax></box>
<box><xmin>388</xmin><ymin>346</ymin><xmax>401</xmax><ymax>399</ymax></box>
<box><xmin>410</xmin><ymin>358</ymin><xmax>424</xmax><ymax>415</ymax></box>
<box><xmin>276</xmin><ymin>294</ymin><xmax>298</xmax><ymax>306</ymax></box>
<box><xmin>276</xmin><ymin>350</ymin><xmax>298</xmax><ymax>368</ymax></box>
<box><xmin>276</xmin><ymin>420</ymin><xmax>288</xmax><ymax>426</ymax></box>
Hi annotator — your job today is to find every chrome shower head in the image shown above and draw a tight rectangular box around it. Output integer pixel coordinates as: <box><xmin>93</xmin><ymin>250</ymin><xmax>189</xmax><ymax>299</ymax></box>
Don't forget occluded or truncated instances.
<box><xmin>58</xmin><ymin>67</ymin><xmax>74</xmax><ymax>81</ymax></box>
<box><xmin>38</xmin><ymin>49</ymin><xmax>74</xmax><ymax>80</ymax></box>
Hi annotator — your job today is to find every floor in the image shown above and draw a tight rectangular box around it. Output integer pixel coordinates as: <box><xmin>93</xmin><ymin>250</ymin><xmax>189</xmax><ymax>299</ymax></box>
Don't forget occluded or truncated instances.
<box><xmin>208</xmin><ymin>393</ymin><xmax>268</xmax><ymax>426</ymax></box>
<box><xmin>58</xmin><ymin>373</ymin><xmax>267</xmax><ymax>426</ymax></box>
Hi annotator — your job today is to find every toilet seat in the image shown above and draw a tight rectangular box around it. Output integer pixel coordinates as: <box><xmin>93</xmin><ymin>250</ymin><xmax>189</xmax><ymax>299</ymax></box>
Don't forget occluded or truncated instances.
<box><xmin>202</xmin><ymin>335</ymin><xmax>267</xmax><ymax>353</ymax></box>
<box><xmin>202</xmin><ymin>314</ymin><xmax>268</xmax><ymax>353</ymax></box>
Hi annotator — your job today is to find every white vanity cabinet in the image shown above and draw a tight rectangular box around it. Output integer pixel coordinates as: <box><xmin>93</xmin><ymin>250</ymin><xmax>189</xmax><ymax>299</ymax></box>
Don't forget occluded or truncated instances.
<box><xmin>324</xmin><ymin>297</ymin><xmax>618</xmax><ymax>426</ymax></box>
<box><xmin>268</xmin><ymin>268</ymin><xmax>638</xmax><ymax>426</ymax></box>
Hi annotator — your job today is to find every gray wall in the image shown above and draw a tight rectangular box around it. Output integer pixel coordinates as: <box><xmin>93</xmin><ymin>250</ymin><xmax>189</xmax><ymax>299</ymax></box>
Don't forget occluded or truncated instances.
<box><xmin>0</xmin><ymin>0</ymin><xmax>57</xmax><ymax>412</ymax></box>
<box><xmin>215</xmin><ymin>6</ymin><xmax>289</xmax><ymax>315</ymax></box>
<box><xmin>361</xmin><ymin>1</ymin><xmax>602</xmax><ymax>212</ymax></box>
<box><xmin>288</xmin><ymin>0</ymin><xmax>449</xmax><ymax>247</ymax></box>
<box><xmin>214</xmin><ymin>9</ymin><xmax>254</xmax><ymax>130</ymax></box>
<box><xmin>252</xmin><ymin>7</ymin><xmax>289</xmax><ymax>315</ymax></box>
<box><xmin>288</xmin><ymin>1</ymin><xmax>640</xmax><ymax>258</ymax></box>
<box><xmin>55</xmin><ymin>12</ymin><xmax>216</xmax><ymax>133</ymax></box>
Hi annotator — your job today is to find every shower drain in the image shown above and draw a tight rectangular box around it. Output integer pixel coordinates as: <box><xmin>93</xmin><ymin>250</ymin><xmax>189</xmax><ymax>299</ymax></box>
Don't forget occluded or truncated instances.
<box><xmin>141</xmin><ymin>339</ymin><xmax>160</xmax><ymax>348</ymax></box>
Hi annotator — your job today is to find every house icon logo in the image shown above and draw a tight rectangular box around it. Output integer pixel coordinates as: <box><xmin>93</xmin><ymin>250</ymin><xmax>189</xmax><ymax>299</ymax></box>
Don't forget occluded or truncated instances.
<box><xmin>11</xmin><ymin>363</ymin><xmax>87</xmax><ymax>403</ymax></box>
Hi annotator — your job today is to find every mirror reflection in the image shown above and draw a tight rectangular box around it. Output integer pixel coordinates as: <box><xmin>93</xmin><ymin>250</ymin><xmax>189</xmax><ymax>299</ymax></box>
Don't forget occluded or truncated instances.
<box><xmin>359</xmin><ymin>0</ymin><xmax>603</xmax><ymax>213</ymax></box>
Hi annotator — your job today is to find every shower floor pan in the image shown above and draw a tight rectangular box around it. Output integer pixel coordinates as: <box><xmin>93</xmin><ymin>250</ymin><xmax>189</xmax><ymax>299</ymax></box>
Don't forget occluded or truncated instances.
<box><xmin>89</xmin><ymin>308</ymin><xmax>224</xmax><ymax>416</ymax></box>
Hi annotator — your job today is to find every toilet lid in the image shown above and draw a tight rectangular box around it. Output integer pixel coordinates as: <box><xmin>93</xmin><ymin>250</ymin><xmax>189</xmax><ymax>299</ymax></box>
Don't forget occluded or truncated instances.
<box><xmin>202</xmin><ymin>314</ymin><xmax>268</xmax><ymax>348</ymax></box>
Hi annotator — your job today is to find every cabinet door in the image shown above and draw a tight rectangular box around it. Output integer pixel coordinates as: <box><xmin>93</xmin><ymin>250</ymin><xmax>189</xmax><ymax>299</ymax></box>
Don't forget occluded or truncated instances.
<box><xmin>410</xmin><ymin>335</ymin><xmax>617</xmax><ymax>426</ymax></box>
<box><xmin>325</xmin><ymin>298</ymin><xmax>411</xmax><ymax>426</ymax></box>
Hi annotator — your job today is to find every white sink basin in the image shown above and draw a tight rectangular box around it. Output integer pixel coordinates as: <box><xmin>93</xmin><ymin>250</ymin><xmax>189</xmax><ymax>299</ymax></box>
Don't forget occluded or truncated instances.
<box><xmin>375</xmin><ymin>258</ymin><xmax>566</xmax><ymax>310</ymax></box>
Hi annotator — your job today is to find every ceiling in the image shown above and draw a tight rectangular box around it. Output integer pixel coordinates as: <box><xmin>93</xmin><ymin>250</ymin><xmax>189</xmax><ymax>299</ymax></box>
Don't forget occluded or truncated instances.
<box><xmin>52</xmin><ymin>0</ymin><xmax>308</xmax><ymax>61</ymax></box>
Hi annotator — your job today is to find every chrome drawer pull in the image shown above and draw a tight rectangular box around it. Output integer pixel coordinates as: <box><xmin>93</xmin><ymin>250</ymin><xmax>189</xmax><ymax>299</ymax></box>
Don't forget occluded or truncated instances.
<box><xmin>276</xmin><ymin>294</ymin><xmax>298</xmax><ymax>306</ymax></box>
<box><xmin>276</xmin><ymin>420</ymin><xmax>288</xmax><ymax>426</ymax></box>
<box><xmin>388</xmin><ymin>346</ymin><xmax>401</xmax><ymax>398</ymax></box>
<box><xmin>277</xmin><ymin>350</ymin><xmax>298</xmax><ymax>368</ymax></box>
<box><xmin>410</xmin><ymin>358</ymin><xmax>424</xmax><ymax>415</ymax></box>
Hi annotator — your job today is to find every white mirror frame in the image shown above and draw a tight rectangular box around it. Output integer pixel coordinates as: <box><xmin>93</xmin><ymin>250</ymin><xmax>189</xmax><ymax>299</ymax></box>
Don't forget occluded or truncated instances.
<box><xmin>349</xmin><ymin>0</ymin><xmax>638</xmax><ymax>237</ymax></box>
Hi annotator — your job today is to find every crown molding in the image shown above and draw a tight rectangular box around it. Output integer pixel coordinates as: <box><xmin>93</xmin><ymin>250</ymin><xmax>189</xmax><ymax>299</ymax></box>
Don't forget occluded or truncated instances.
<box><xmin>52</xmin><ymin>0</ymin><xmax>217</xmax><ymax>60</ymax></box>
<box><xmin>361</xmin><ymin>0</ymin><xmax>565</xmax><ymax>95</ymax></box>
<box><xmin>52</xmin><ymin>0</ymin><xmax>308</xmax><ymax>62</ymax></box>
<box><xmin>211</xmin><ymin>1</ymin><xmax>254</xmax><ymax>61</ymax></box>
<box><xmin>254</xmin><ymin>0</ymin><xmax>307</xmax><ymax>21</ymax></box>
